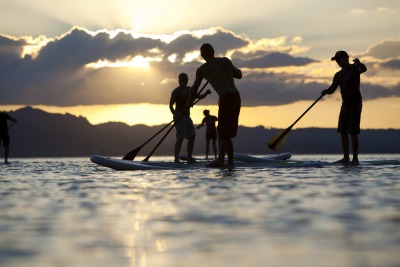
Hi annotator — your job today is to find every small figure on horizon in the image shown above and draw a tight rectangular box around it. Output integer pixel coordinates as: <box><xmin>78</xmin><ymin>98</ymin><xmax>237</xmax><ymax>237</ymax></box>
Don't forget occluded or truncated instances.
<box><xmin>0</xmin><ymin>111</ymin><xmax>18</xmax><ymax>164</ymax></box>
<box><xmin>197</xmin><ymin>109</ymin><xmax>218</xmax><ymax>160</ymax></box>
<box><xmin>321</xmin><ymin>50</ymin><xmax>367</xmax><ymax>166</ymax></box>
<box><xmin>188</xmin><ymin>43</ymin><xmax>242</xmax><ymax>169</ymax></box>
<box><xmin>169</xmin><ymin>73</ymin><xmax>210</xmax><ymax>164</ymax></box>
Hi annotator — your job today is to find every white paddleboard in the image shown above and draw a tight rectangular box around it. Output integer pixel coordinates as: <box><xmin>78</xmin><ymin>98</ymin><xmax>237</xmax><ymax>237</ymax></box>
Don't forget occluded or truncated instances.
<box><xmin>90</xmin><ymin>153</ymin><xmax>323</xmax><ymax>171</ymax></box>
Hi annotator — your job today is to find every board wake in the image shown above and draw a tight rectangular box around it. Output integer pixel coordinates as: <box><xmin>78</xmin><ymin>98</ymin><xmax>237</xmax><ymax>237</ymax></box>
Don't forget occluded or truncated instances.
<box><xmin>324</xmin><ymin>159</ymin><xmax>400</xmax><ymax>166</ymax></box>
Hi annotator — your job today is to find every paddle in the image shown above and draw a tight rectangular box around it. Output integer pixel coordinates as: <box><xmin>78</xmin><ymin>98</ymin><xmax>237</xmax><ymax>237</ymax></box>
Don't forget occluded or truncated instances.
<box><xmin>268</xmin><ymin>64</ymin><xmax>355</xmax><ymax>150</ymax></box>
<box><xmin>122</xmin><ymin>81</ymin><xmax>209</xmax><ymax>161</ymax></box>
<box><xmin>268</xmin><ymin>95</ymin><xmax>323</xmax><ymax>151</ymax></box>
<box><xmin>8</xmin><ymin>121</ymin><xmax>16</xmax><ymax>130</ymax></box>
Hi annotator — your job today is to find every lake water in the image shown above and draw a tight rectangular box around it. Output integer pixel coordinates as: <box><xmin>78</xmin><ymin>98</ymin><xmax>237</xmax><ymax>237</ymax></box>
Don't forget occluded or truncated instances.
<box><xmin>1</xmin><ymin>154</ymin><xmax>400</xmax><ymax>267</ymax></box>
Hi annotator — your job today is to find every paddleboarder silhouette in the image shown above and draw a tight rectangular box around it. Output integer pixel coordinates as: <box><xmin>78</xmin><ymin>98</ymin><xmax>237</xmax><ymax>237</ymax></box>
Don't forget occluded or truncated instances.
<box><xmin>321</xmin><ymin>51</ymin><xmax>367</xmax><ymax>166</ymax></box>
<box><xmin>0</xmin><ymin>112</ymin><xmax>18</xmax><ymax>164</ymax></box>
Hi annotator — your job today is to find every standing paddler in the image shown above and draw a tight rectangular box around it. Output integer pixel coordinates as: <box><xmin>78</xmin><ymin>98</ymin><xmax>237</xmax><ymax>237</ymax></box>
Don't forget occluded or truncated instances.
<box><xmin>321</xmin><ymin>50</ymin><xmax>367</xmax><ymax>166</ymax></box>
<box><xmin>188</xmin><ymin>43</ymin><xmax>242</xmax><ymax>169</ymax></box>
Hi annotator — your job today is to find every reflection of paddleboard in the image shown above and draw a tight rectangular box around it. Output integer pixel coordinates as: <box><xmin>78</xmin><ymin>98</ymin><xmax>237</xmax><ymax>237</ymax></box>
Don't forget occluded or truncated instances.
<box><xmin>324</xmin><ymin>160</ymin><xmax>400</xmax><ymax>166</ymax></box>
<box><xmin>179</xmin><ymin>152</ymin><xmax>292</xmax><ymax>162</ymax></box>
<box><xmin>234</xmin><ymin>152</ymin><xmax>291</xmax><ymax>162</ymax></box>
<box><xmin>90</xmin><ymin>153</ymin><xmax>323</xmax><ymax>171</ymax></box>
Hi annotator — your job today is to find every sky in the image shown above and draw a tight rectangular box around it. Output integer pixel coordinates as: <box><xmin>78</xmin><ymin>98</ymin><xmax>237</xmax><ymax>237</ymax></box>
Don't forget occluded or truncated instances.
<box><xmin>1</xmin><ymin>0</ymin><xmax>399</xmax><ymax>129</ymax></box>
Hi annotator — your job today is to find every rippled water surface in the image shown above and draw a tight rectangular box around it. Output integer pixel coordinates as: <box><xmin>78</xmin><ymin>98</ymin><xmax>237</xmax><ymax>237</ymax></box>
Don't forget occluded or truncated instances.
<box><xmin>1</xmin><ymin>154</ymin><xmax>400</xmax><ymax>267</ymax></box>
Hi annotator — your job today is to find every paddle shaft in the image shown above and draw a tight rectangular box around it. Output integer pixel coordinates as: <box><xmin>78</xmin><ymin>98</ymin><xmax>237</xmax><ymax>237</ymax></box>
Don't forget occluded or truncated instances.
<box><xmin>8</xmin><ymin>121</ymin><xmax>16</xmax><ymax>130</ymax></box>
<box><xmin>290</xmin><ymin>95</ymin><xmax>323</xmax><ymax>130</ymax></box>
<box><xmin>142</xmin><ymin>82</ymin><xmax>209</xmax><ymax>162</ymax></box>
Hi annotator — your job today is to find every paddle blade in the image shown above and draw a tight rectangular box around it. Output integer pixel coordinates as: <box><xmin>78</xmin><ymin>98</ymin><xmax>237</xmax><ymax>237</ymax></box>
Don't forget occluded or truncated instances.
<box><xmin>268</xmin><ymin>129</ymin><xmax>290</xmax><ymax>151</ymax></box>
<box><xmin>122</xmin><ymin>146</ymin><xmax>142</xmax><ymax>161</ymax></box>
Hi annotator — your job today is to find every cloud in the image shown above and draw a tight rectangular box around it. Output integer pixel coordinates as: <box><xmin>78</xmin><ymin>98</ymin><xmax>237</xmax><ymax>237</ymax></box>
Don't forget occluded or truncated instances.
<box><xmin>0</xmin><ymin>34</ymin><xmax>27</xmax><ymax>71</ymax></box>
<box><xmin>362</xmin><ymin>39</ymin><xmax>400</xmax><ymax>59</ymax></box>
<box><xmin>235</xmin><ymin>52</ymin><xmax>316</xmax><ymax>69</ymax></box>
<box><xmin>0</xmin><ymin>27</ymin><xmax>399</xmax><ymax>107</ymax></box>
<box><xmin>381</xmin><ymin>59</ymin><xmax>400</xmax><ymax>69</ymax></box>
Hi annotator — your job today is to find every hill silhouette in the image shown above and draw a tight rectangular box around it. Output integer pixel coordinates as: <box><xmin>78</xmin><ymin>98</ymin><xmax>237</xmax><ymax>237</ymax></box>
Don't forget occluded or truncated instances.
<box><xmin>5</xmin><ymin>107</ymin><xmax>400</xmax><ymax>158</ymax></box>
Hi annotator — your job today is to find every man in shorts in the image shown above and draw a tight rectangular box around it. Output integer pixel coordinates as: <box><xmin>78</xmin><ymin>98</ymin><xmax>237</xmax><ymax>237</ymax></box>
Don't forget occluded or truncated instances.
<box><xmin>321</xmin><ymin>50</ymin><xmax>367</xmax><ymax>166</ymax></box>
<box><xmin>197</xmin><ymin>109</ymin><xmax>218</xmax><ymax>160</ymax></box>
<box><xmin>0</xmin><ymin>112</ymin><xmax>18</xmax><ymax>164</ymax></box>
<box><xmin>169</xmin><ymin>73</ymin><xmax>209</xmax><ymax>163</ymax></box>
<box><xmin>188</xmin><ymin>43</ymin><xmax>242</xmax><ymax>169</ymax></box>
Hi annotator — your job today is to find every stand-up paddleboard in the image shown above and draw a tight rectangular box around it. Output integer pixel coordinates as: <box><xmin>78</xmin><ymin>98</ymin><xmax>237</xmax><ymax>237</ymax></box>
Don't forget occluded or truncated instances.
<box><xmin>90</xmin><ymin>153</ymin><xmax>323</xmax><ymax>171</ymax></box>
<box><xmin>234</xmin><ymin>153</ymin><xmax>400</xmax><ymax>167</ymax></box>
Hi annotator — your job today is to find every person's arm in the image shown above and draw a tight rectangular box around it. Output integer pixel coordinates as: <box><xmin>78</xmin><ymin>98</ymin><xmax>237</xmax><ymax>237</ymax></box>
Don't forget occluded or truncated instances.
<box><xmin>229</xmin><ymin>58</ymin><xmax>242</xmax><ymax>79</ymax></box>
<box><xmin>321</xmin><ymin>73</ymin><xmax>340</xmax><ymax>96</ymax></box>
<box><xmin>232</xmin><ymin>65</ymin><xmax>242</xmax><ymax>79</ymax></box>
<box><xmin>188</xmin><ymin>69</ymin><xmax>203</xmax><ymax>106</ymax></box>
<box><xmin>169</xmin><ymin>91</ymin><xmax>176</xmax><ymax>114</ymax></box>
<box><xmin>197</xmin><ymin>118</ymin><xmax>206</xmax><ymax>129</ymax></box>
<box><xmin>353</xmin><ymin>58</ymin><xmax>367</xmax><ymax>74</ymax></box>
<box><xmin>196</xmin><ymin>89</ymin><xmax>211</xmax><ymax>101</ymax></box>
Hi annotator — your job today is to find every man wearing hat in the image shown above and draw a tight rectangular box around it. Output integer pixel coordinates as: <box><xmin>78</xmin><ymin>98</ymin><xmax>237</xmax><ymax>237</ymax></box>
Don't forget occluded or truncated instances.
<box><xmin>321</xmin><ymin>50</ymin><xmax>367</xmax><ymax>165</ymax></box>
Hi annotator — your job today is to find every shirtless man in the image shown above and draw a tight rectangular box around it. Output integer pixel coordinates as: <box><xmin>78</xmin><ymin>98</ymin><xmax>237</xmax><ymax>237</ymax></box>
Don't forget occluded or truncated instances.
<box><xmin>170</xmin><ymin>73</ymin><xmax>209</xmax><ymax>163</ymax></box>
<box><xmin>188</xmin><ymin>43</ymin><xmax>242</xmax><ymax>169</ymax></box>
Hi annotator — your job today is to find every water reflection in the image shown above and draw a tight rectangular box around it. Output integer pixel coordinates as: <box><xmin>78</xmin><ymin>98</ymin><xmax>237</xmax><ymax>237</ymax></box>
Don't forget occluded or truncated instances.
<box><xmin>0</xmin><ymin>156</ymin><xmax>399</xmax><ymax>267</ymax></box>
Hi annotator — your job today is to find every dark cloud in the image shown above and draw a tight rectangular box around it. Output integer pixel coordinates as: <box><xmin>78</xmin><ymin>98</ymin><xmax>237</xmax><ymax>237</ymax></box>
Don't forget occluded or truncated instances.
<box><xmin>362</xmin><ymin>82</ymin><xmax>400</xmax><ymax>100</ymax></box>
<box><xmin>0</xmin><ymin>35</ymin><xmax>27</xmax><ymax>72</ymax></box>
<box><xmin>363</xmin><ymin>39</ymin><xmax>400</xmax><ymax>59</ymax></box>
<box><xmin>381</xmin><ymin>59</ymin><xmax>400</xmax><ymax>70</ymax></box>
<box><xmin>235</xmin><ymin>52</ymin><xmax>316</xmax><ymax>68</ymax></box>
<box><xmin>166</xmin><ymin>28</ymin><xmax>248</xmax><ymax>61</ymax></box>
<box><xmin>0</xmin><ymin>28</ymin><xmax>398</xmax><ymax>107</ymax></box>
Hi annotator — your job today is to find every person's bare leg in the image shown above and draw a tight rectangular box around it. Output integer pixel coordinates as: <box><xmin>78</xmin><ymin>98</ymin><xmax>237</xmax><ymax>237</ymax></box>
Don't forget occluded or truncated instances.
<box><xmin>205</xmin><ymin>138</ymin><xmax>210</xmax><ymax>159</ymax></box>
<box><xmin>212</xmin><ymin>139</ymin><xmax>217</xmax><ymax>159</ymax></box>
<box><xmin>335</xmin><ymin>134</ymin><xmax>350</xmax><ymax>164</ymax></box>
<box><xmin>187</xmin><ymin>136</ymin><xmax>197</xmax><ymax>163</ymax></box>
<box><xmin>206</xmin><ymin>139</ymin><xmax>225</xmax><ymax>167</ymax></box>
<box><xmin>174</xmin><ymin>140</ymin><xmax>183</xmax><ymax>163</ymax></box>
<box><xmin>4</xmin><ymin>146</ymin><xmax>10</xmax><ymax>164</ymax></box>
<box><xmin>350</xmin><ymin>134</ymin><xmax>359</xmax><ymax>166</ymax></box>
<box><xmin>224</xmin><ymin>138</ymin><xmax>234</xmax><ymax>170</ymax></box>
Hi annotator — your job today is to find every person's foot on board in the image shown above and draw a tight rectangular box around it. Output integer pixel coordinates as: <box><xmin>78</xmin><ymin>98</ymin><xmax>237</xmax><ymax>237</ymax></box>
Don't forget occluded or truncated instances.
<box><xmin>187</xmin><ymin>158</ymin><xmax>197</xmax><ymax>164</ymax></box>
<box><xmin>174</xmin><ymin>159</ymin><xmax>182</xmax><ymax>164</ymax></box>
<box><xmin>350</xmin><ymin>159</ymin><xmax>360</xmax><ymax>166</ymax></box>
<box><xmin>224</xmin><ymin>161</ymin><xmax>234</xmax><ymax>170</ymax></box>
<box><xmin>5</xmin><ymin>161</ymin><xmax>10</xmax><ymax>165</ymax></box>
<box><xmin>206</xmin><ymin>159</ymin><xmax>224</xmax><ymax>168</ymax></box>
<box><xmin>334</xmin><ymin>158</ymin><xmax>350</xmax><ymax>165</ymax></box>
